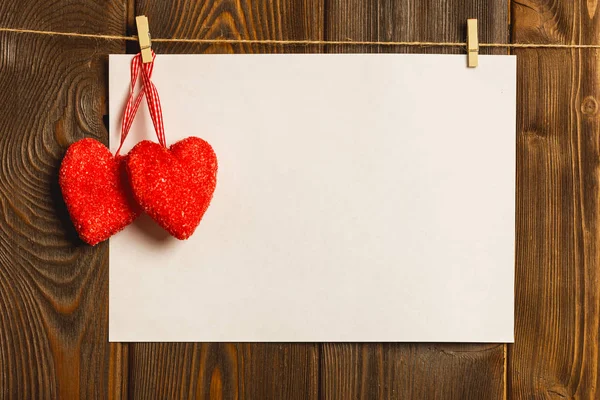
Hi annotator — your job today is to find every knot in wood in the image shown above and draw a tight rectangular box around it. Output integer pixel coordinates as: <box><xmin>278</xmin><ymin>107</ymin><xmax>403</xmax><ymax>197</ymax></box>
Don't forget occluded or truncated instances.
<box><xmin>581</xmin><ymin>96</ymin><xmax>598</xmax><ymax>116</ymax></box>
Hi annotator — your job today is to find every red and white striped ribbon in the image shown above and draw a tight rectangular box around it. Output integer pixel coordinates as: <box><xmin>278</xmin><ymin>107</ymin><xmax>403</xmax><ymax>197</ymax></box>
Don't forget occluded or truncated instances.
<box><xmin>116</xmin><ymin>51</ymin><xmax>165</xmax><ymax>155</ymax></box>
<box><xmin>139</xmin><ymin>52</ymin><xmax>166</xmax><ymax>148</ymax></box>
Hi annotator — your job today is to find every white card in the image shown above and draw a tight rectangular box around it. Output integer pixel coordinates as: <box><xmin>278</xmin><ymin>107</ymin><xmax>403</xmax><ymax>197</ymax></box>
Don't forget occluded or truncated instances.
<box><xmin>109</xmin><ymin>54</ymin><xmax>516</xmax><ymax>342</ymax></box>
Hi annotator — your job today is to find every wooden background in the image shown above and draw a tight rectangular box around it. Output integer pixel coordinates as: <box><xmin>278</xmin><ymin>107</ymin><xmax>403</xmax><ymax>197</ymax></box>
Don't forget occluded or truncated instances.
<box><xmin>0</xmin><ymin>0</ymin><xmax>598</xmax><ymax>398</ymax></box>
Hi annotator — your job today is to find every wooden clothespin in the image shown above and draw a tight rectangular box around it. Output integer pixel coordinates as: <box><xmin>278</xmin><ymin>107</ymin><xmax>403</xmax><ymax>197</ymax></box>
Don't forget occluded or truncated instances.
<box><xmin>136</xmin><ymin>15</ymin><xmax>152</xmax><ymax>63</ymax></box>
<box><xmin>467</xmin><ymin>19</ymin><xmax>479</xmax><ymax>68</ymax></box>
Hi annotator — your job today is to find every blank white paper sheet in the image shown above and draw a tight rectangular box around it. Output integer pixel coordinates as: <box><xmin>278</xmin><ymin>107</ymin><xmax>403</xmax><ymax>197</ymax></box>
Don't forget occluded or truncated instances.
<box><xmin>109</xmin><ymin>54</ymin><xmax>516</xmax><ymax>342</ymax></box>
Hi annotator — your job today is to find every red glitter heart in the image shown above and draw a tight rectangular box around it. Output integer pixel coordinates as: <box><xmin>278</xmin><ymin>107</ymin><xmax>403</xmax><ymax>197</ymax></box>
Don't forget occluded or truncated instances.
<box><xmin>59</xmin><ymin>138</ymin><xmax>140</xmax><ymax>245</ymax></box>
<box><xmin>126</xmin><ymin>137</ymin><xmax>218</xmax><ymax>240</ymax></box>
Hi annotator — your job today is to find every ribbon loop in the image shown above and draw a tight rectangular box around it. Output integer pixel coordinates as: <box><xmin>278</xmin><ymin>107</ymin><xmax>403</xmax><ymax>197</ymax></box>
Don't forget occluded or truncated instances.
<box><xmin>116</xmin><ymin>51</ymin><xmax>164</xmax><ymax>155</ymax></box>
<box><xmin>139</xmin><ymin>52</ymin><xmax>166</xmax><ymax>148</ymax></box>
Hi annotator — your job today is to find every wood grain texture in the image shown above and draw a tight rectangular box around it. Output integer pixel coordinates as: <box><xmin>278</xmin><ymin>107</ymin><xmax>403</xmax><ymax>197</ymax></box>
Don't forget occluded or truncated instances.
<box><xmin>321</xmin><ymin>1</ymin><xmax>510</xmax><ymax>398</ymax></box>
<box><xmin>133</xmin><ymin>0</ymin><xmax>324</xmax><ymax>54</ymax></box>
<box><xmin>321</xmin><ymin>344</ymin><xmax>505</xmax><ymax>399</ymax></box>
<box><xmin>125</xmin><ymin>1</ymin><xmax>323</xmax><ymax>399</ymax></box>
<box><xmin>321</xmin><ymin>343</ymin><xmax>506</xmax><ymax>399</ymax></box>
<box><xmin>0</xmin><ymin>1</ymin><xmax>127</xmax><ymax>398</ymax></box>
<box><xmin>129</xmin><ymin>343</ymin><xmax>318</xmax><ymax>400</ymax></box>
<box><xmin>510</xmin><ymin>0</ymin><xmax>600</xmax><ymax>398</ymax></box>
<box><xmin>109</xmin><ymin>343</ymin><xmax>129</xmax><ymax>400</ymax></box>
<box><xmin>325</xmin><ymin>0</ymin><xmax>509</xmax><ymax>54</ymax></box>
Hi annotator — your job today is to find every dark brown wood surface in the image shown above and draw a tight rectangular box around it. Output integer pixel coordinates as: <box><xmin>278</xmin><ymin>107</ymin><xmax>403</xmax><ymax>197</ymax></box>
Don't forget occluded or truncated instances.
<box><xmin>0</xmin><ymin>1</ymin><xmax>126</xmax><ymax>399</ymax></box>
<box><xmin>0</xmin><ymin>0</ymin><xmax>598</xmax><ymax>399</ymax></box>
<box><xmin>510</xmin><ymin>0</ymin><xmax>600</xmax><ymax>398</ymax></box>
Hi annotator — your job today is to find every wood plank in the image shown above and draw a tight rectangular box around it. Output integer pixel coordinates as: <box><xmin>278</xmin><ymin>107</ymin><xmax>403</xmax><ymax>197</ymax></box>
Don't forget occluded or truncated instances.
<box><xmin>322</xmin><ymin>344</ymin><xmax>505</xmax><ymax>399</ymax></box>
<box><xmin>127</xmin><ymin>1</ymin><xmax>323</xmax><ymax>398</ymax></box>
<box><xmin>129</xmin><ymin>343</ymin><xmax>319</xmax><ymax>399</ymax></box>
<box><xmin>510</xmin><ymin>0</ymin><xmax>600</xmax><ymax>398</ymax></box>
<box><xmin>0</xmin><ymin>1</ymin><xmax>127</xmax><ymax>398</ymax></box>
<box><xmin>109</xmin><ymin>343</ymin><xmax>129</xmax><ymax>400</ymax></box>
<box><xmin>134</xmin><ymin>0</ymin><xmax>324</xmax><ymax>54</ymax></box>
<box><xmin>326</xmin><ymin>0</ymin><xmax>508</xmax><ymax>54</ymax></box>
<box><xmin>322</xmin><ymin>0</ymin><xmax>510</xmax><ymax>398</ymax></box>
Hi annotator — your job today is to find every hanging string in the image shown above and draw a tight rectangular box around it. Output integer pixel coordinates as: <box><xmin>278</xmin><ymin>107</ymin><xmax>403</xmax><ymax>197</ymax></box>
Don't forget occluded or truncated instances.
<box><xmin>2</xmin><ymin>26</ymin><xmax>600</xmax><ymax>49</ymax></box>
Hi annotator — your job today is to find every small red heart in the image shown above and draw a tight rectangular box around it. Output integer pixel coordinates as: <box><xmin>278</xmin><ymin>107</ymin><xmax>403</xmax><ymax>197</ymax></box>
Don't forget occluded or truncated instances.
<box><xmin>126</xmin><ymin>137</ymin><xmax>218</xmax><ymax>240</ymax></box>
<box><xmin>59</xmin><ymin>138</ymin><xmax>140</xmax><ymax>245</ymax></box>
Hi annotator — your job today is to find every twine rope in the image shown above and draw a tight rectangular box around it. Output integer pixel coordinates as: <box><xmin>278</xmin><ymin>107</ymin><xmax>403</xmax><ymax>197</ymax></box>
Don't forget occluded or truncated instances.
<box><xmin>2</xmin><ymin>26</ymin><xmax>600</xmax><ymax>49</ymax></box>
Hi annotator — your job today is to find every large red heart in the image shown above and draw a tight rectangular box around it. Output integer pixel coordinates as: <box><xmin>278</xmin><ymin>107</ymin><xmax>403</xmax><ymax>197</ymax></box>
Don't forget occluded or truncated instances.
<box><xmin>126</xmin><ymin>137</ymin><xmax>218</xmax><ymax>240</ymax></box>
<box><xmin>59</xmin><ymin>138</ymin><xmax>140</xmax><ymax>245</ymax></box>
